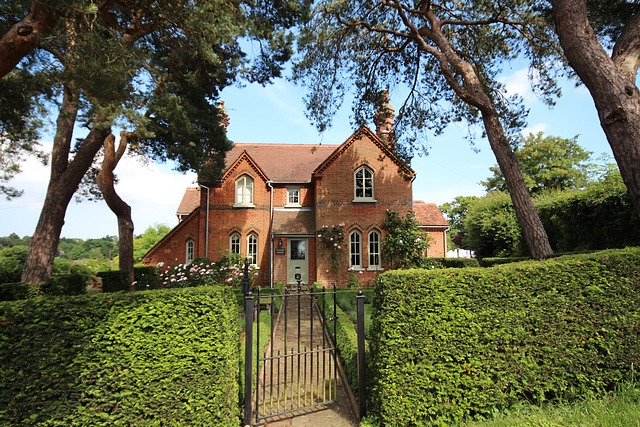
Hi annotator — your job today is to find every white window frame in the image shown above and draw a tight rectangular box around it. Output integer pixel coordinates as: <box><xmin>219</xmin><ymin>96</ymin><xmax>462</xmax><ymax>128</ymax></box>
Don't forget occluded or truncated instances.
<box><xmin>186</xmin><ymin>239</ymin><xmax>195</xmax><ymax>264</ymax></box>
<box><xmin>235</xmin><ymin>175</ymin><xmax>254</xmax><ymax>207</ymax></box>
<box><xmin>230</xmin><ymin>232</ymin><xmax>241</xmax><ymax>254</ymax></box>
<box><xmin>247</xmin><ymin>232</ymin><xmax>258</xmax><ymax>266</ymax></box>
<box><xmin>368</xmin><ymin>230</ymin><xmax>382</xmax><ymax>270</ymax></box>
<box><xmin>354</xmin><ymin>166</ymin><xmax>375</xmax><ymax>202</ymax></box>
<box><xmin>286</xmin><ymin>187</ymin><xmax>301</xmax><ymax>207</ymax></box>
<box><xmin>349</xmin><ymin>230</ymin><xmax>362</xmax><ymax>269</ymax></box>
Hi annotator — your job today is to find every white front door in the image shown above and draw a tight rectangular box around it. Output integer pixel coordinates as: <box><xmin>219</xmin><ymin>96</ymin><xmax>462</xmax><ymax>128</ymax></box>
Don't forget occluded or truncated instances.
<box><xmin>287</xmin><ymin>238</ymin><xmax>308</xmax><ymax>284</ymax></box>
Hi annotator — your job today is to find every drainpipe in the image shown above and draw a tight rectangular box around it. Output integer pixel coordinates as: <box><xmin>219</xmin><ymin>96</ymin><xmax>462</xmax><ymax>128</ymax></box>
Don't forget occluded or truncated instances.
<box><xmin>267</xmin><ymin>181</ymin><xmax>274</xmax><ymax>289</ymax></box>
<box><xmin>199</xmin><ymin>184</ymin><xmax>210</xmax><ymax>258</ymax></box>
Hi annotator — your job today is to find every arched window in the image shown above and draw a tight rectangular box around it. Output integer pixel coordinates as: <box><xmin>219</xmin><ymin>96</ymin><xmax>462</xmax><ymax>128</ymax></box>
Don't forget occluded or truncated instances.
<box><xmin>186</xmin><ymin>239</ymin><xmax>195</xmax><ymax>264</ymax></box>
<box><xmin>354</xmin><ymin>166</ymin><xmax>375</xmax><ymax>201</ymax></box>
<box><xmin>349</xmin><ymin>230</ymin><xmax>362</xmax><ymax>268</ymax></box>
<box><xmin>368</xmin><ymin>230</ymin><xmax>381</xmax><ymax>269</ymax></box>
<box><xmin>230</xmin><ymin>232</ymin><xmax>241</xmax><ymax>254</ymax></box>
<box><xmin>247</xmin><ymin>232</ymin><xmax>258</xmax><ymax>266</ymax></box>
<box><xmin>235</xmin><ymin>175</ymin><xmax>254</xmax><ymax>206</ymax></box>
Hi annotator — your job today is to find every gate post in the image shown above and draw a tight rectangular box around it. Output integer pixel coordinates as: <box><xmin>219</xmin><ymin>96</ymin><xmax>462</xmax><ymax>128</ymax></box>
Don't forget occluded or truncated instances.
<box><xmin>244</xmin><ymin>291</ymin><xmax>254</xmax><ymax>426</ymax></box>
<box><xmin>356</xmin><ymin>290</ymin><xmax>367</xmax><ymax>419</ymax></box>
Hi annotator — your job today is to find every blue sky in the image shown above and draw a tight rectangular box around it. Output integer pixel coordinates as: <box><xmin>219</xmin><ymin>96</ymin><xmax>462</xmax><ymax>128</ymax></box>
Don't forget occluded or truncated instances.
<box><xmin>0</xmin><ymin>67</ymin><xmax>613</xmax><ymax>239</ymax></box>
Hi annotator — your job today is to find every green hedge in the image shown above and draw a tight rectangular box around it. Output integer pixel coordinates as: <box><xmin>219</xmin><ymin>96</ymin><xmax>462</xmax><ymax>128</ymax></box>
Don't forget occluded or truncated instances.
<box><xmin>420</xmin><ymin>257</ymin><xmax>480</xmax><ymax>269</ymax></box>
<box><xmin>40</xmin><ymin>274</ymin><xmax>87</xmax><ymax>296</ymax></box>
<box><xmin>133</xmin><ymin>266</ymin><xmax>161</xmax><ymax>290</ymax></box>
<box><xmin>0</xmin><ymin>286</ymin><xmax>240</xmax><ymax>426</ymax></box>
<box><xmin>314</xmin><ymin>284</ymin><xmax>369</xmax><ymax>396</ymax></box>
<box><xmin>97</xmin><ymin>270</ymin><xmax>130</xmax><ymax>293</ymax></box>
<box><xmin>369</xmin><ymin>247</ymin><xmax>640</xmax><ymax>426</ymax></box>
<box><xmin>0</xmin><ymin>274</ymin><xmax>87</xmax><ymax>301</ymax></box>
<box><xmin>0</xmin><ymin>282</ymin><xmax>29</xmax><ymax>301</ymax></box>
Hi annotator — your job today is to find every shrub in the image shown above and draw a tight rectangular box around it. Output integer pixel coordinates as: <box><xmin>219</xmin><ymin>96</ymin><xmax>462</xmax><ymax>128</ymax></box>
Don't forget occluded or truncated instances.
<box><xmin>0</xmin><ymin>246</ymin><xmax>27</xmax><ymax>284</ymax></box>
<box><xmin>0</xmin><ymin>283</ymin><xmax>29</xmax><ymax>301</ymax></box>
<box><xmin>133</xmin><ymin>266</ymin><xmax>161</xmax><ymax>290</ymax></box>
<box><xmin>0</xmin><ymin>286</ymin><xmax>240</xmax><ymax>425</ymax></box>
<box><xmin>97</xmin><ymin>270</ymin><xmax>130</xmax><ymax>293</ymax></box>
<box><xmin>41</xmin><ymin>274</ymin><xmax>87</xmax><ymax>296</ymax></box>
<box><xmin>369</xmin><ymin>247</ymin><xmax>640</xmax><ymax>426</ymax></box>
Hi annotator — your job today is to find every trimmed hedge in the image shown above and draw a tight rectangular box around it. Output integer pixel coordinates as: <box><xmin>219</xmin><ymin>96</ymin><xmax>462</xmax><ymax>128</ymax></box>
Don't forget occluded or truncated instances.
<box><xmin>133</xmin><ymin>266</ymin><xmax>161</xmax><ymax>290</ymax></box>
<box><xmin>97</xmin><ymin>270</ymin><xmax>130</xmax><ymax>293</ymax></box>
<box><xmin>0</xmin><ymin>282</ymin><xmax>29</xmax><ymax>301</ymax></box>
<box><xmin>0</xmin><ymin>274</ymin><xmax>87</xmax><ymax>301</ymax></box>
<box><xmin>0</xmin><ymin>286</ymin><xmax>240</xmax><ymax>426</ymax></box>
<box><xmin>41</xmin><ymin>274</ymin><xmax>87</xmax><ymax>296</ymax></box>
<box><xmin>420</xmin><ymin>257</ymin><xmax>480</xmax><ymax>269</ymax></box>
<box><xmin>314</xmin><ymin>284</ymin><xmax>369</xmax><ymax>396</ymax></box>
<box><xmin>369</xmin><ymin>248</ymin><xmax>640</xmax><ymax>425</ymax></box>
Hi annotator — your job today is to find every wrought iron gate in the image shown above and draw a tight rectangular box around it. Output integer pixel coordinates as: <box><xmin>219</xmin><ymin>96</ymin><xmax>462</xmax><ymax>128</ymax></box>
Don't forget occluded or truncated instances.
<box><xmin>243</xmin><ymin>282</ymin><xmax>338</xmax><ymax>425</ymax></box>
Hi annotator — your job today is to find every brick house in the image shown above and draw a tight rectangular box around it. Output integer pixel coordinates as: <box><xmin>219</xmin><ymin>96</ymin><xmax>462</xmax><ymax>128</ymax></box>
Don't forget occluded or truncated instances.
<box><xmin>143</xmin><ymin>122</ymin><xmax>449</xmax><ymax>287</ymax></box>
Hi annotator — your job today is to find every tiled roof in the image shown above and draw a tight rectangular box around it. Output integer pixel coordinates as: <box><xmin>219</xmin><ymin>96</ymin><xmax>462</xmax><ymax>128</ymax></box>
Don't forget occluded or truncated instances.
<box><xmin>177</xmin><ymin>187</ymin><xmax>200</xmax><ymax>215</ymax></box>
<box><xmin>413</xmin><ymin>200</ymin><xmax>449</xmax><ymax>227</ymax></box>
<box><xmin>224</xmin><ymin>143</ymin><xmax>338</xmax><ymax>182</ymax></box>
<box><xmin>272</xmin><ymin>209</ymin><xmax>316</xmax><ymax>234</ymax></box>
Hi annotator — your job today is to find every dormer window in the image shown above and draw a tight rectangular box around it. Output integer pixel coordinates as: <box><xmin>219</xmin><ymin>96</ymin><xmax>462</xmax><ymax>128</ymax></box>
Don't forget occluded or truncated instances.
<box><xmin>286</xmin><ymin>187</ymin><xmax>301</xmax><ymax>207</ymax></box>
<box><xmin>235</xmin><ymin>175</ymin><xmax>254</xmax><ymax>207</ymax></box>
<box><xmin>354</xmin><ymin>166</ymin><xmax>375</xmax><ymax>202</ymax></box>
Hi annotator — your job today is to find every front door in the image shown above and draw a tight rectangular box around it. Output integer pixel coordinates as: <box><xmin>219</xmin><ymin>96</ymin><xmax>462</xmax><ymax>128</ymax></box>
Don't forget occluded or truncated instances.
<box><xmin>287</xmin><ymin>238</ymin><xmax>308</xmax><ymax>284</ymax></box>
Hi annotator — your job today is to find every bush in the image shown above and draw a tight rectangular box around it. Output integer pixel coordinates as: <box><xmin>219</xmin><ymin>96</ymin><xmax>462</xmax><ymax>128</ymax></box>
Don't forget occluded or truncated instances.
<box><xmin>0</xmin><ymin>286</ymin><xmax>240</xmax><ymax>426</ymax></box>
<box><xmin>419</xmin><ymin>257</ymin><xmax>480</xmax><ymax>269</ymax></box>
<box><xmin>0</xmin><ymin>283</ymin><xmax>29</xmax><ymax>301</ymax></box>
<box><xmin>41</xmin><ymin>274</ymin><xmax>87</xmax><ymax>296</ymax></box>
<box><xmin>369</xmin><ymin>247</ymin><xmax>640</xmax><ymax>426</ymax></box>
<box><xmin>133</xmin><ymin>266</ymin><xmax>161</xmax><ymax>290</ymax></box>
<box><xmin>314</xmin><ymin>284</ymin><xmax>369</xmax><ymax>396</ymax></box>
<box><xmin>0</xmin><ymin>246</ymin><xmax>27</xmax><ymax>284</ymax></box>
<box><xmin>97</xmin><ymin>270</ymin><xmax>130</xmax><ymax>293</ymax></box>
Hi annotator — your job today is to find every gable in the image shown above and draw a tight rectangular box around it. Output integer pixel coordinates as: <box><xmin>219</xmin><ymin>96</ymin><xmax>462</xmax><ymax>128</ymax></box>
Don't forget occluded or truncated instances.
<box><xmin>314</xmin><ymin>126</ymin><xmax>414</xmax><ymax>179</ymax></box>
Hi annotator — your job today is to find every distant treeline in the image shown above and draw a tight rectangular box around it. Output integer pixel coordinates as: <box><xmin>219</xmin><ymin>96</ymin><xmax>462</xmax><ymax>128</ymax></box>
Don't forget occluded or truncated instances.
<box><xmin>0</xmin><ymin>233</ymin><xmax>118</xmax><ymax>261</ymax></box>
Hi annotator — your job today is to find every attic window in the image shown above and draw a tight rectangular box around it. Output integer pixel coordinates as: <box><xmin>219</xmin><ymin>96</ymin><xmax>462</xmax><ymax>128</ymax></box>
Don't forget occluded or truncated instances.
<box><xmin>235</xmin><ymin>175</ymin><xmax>254</xmax><ymax>207</ymax></box>
<box><xmin>354</xmin><ymin>166</ymin><xmax>375</xmax><ymax>202</ymax></box>
<box><xmin>286</xmin><ymin>187</ymin><xmax>300</xmax><ymax>207</ymax></box>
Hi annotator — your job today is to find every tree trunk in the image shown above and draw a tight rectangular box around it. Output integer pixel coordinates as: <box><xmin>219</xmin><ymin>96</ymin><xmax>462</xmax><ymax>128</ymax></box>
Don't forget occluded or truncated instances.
<box><xmin>0</xmin><ymin>1</ymin><xmax>58</xmax><ymax>78</ymax></box>
<box><xmin>415</xmin><ymin>10</ymin><xmax>554</xmax><ymax>259</ymax></box>
<box><xmin>97</xmin><ymin>132</ymin><xmax>135</xmax><ymax>290</ymax></box>
<box><xmin>482</xmin><ymin>110</ymin><xmax>553</xmax><ymax>259</ymax></box>
<box><xmin>21</xmin><ymin>85</ymin><xmax>111</xmax><ymax>286</ymax></box>
<box><xmin>551</xmin><ymin>0</ymin><xmax>640</xmax><ymax>217</ymax></box>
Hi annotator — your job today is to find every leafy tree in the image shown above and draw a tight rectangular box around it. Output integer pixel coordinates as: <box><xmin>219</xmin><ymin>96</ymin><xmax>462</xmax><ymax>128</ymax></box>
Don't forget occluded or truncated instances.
<box><xmin>293</xmin><ymin>0</ymin><xmax>557</xmax><ymax>259</ymax></box>
<box><xmin>464</xmin><ymin>192</ymin><xmax>525</xmax><ymax>258</ymax></box>
<box><xmin>133</xmin><ymin>223</ymin><xmax>171</xmax><ymax>262</ymax></box>
<box><xmin>547</xmin><ymin>0</ymin><xmax>640</xmax><ymax>223</ymax></box>
<box><xmin>439</xmin><ymin>195</ymin><xmax>478</xmax><ymax>248</ymax></box>
<box><xmin>381</xmin><ymin>209</ymin><xmax>431</xmax><ymax>269</ymax></box>
<box><xmin>482</xmin><ymin>132</ymin><xmax>595</xmax><ymax>195</ymax></box>
<box><xmin>0</xmin><ymin>245</ymin><xmax>28</xmax><ymax>283</ymax></box>
<box><xmin>1</xmin><ymin>0</ymin><xmax>311</xmax><ymax>287</ymax></box>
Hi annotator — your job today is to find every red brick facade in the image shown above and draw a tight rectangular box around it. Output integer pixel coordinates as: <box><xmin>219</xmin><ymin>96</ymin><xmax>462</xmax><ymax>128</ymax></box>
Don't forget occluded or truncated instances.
<box><xmin>143</xmin><ymin>126</ymin><xmax>449</xmax><ymax>287</ymax></box>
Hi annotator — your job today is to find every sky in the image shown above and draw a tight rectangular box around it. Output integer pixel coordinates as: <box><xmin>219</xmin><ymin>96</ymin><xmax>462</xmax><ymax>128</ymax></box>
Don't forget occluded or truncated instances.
<box><xmin>0</xmin><ymin>67</ymin><xmax>614</xmax><ymax>240</ymax></box>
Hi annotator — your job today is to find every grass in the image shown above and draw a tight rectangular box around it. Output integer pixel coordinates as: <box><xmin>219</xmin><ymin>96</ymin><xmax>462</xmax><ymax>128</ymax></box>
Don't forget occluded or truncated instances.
<box><xmin>465</xmin><ymin>384</ymin><xmax>640</xmax><ymax>427</ymax></box>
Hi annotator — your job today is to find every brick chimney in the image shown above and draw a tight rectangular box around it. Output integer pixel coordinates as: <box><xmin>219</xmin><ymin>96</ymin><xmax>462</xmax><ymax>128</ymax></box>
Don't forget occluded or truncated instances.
<box><xmin>374</xmin><ymin>90</ymin><xmax>395</xmax><ymax>150</ymax></box>
<box><xmin>217</xmin><ymin>100</ymin><xmax>230</xmax><ymax>132</ymax></box>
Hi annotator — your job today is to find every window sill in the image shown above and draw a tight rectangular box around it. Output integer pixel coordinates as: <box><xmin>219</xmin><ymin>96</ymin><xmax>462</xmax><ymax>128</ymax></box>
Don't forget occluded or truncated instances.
<box><xmin>352</xmin><ymin>198</ymin><xmax>377</xmax><ymax>203</ymax></box>
<box><xmin>367</xmin><ymin>266</ymin><xmax>384</xmax><ymax>272</ymax></box>
<box><xmin>349</xmin><ymin>267</ymin><xmax>365</xmax><ymax>271</ymax></box>
<box><xmin>233</xmin><ymin>204</ymin><xmax>255</xmax><ymax>209</ymax></box>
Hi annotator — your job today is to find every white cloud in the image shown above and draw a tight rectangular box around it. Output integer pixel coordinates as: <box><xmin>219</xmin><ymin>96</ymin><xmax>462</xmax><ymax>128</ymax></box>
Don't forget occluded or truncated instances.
<box><xmin>521</xmin><ymin>123</ymin><xmax>548</xmax><ymax>136</ymax></box>
<box><xmin>499</xmin><ymin>68</ymin><xmax>533</xmax><ymax>100</ymax></box>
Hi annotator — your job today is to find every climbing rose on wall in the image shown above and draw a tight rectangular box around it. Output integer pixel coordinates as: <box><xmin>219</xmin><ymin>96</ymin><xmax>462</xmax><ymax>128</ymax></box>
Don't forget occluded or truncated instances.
<box><xmin>317</xmin><ymin>224</ymin><xmax>346</xmax><ymax>272</ymax></box>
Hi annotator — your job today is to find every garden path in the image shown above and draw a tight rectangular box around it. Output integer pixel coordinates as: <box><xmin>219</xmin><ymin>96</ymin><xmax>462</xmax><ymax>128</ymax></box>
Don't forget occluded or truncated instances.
<box><xmin>252</xmin><ymin>292</ymin><xmax>358</xmax><ymax>427</ymax></box>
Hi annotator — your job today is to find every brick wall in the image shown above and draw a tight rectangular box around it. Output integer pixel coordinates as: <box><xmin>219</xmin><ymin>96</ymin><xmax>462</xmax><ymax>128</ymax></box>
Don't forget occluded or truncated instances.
<box><xmin>314</xmin><ymin>130</ymin><xmax>413</xmax><ymax>286</ymax></box>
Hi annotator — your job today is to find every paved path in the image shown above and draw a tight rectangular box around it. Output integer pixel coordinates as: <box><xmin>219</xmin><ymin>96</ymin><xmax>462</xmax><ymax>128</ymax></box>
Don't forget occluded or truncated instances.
<box><xmin>250</xmin><ymin>292</ymin><xmax>358</xmax><ymax>427</ymax></box>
